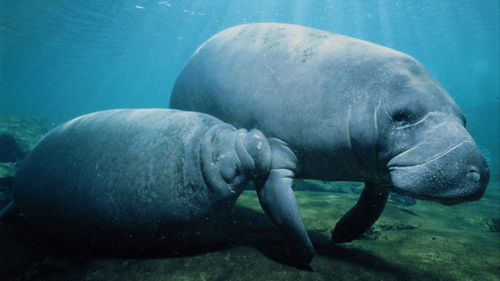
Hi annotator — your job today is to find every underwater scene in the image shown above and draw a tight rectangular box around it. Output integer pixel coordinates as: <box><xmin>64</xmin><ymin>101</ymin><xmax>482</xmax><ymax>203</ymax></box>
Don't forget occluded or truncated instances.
<box><xmin>0</xmin><ymin>1</ymin><xmax>499</xmax><ymax>280</ymax></box>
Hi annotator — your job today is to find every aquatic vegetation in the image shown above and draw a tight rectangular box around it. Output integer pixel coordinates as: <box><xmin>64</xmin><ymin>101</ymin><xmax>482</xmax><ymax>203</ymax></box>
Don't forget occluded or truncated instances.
<box><xmin>388</xmin><ymin>192</ymin><xmax>417</xmax><ymax>208</ymax></box>
<box><xmin>488</xmin><ymin>218</ymin><xmax>500</xmax><ymax>232</ymax></box>
<box><xmin>292</xmin><ymin>179</ymin><xmax>364</xmax><ymax>193</ymax></box>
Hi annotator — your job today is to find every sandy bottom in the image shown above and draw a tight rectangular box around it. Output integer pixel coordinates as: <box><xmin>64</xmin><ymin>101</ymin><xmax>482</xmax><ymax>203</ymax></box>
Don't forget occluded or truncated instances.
<box><xmin>1</xmin><ymin>182</ymin><xmax>498</xmax><ymax>281</ymax></box>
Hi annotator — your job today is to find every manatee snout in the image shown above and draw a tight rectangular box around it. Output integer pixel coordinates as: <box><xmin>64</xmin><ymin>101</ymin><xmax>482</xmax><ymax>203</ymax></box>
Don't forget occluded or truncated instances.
<box><xmin>389</xmin><ymin>141</ymin><xmax>489</xmax><ymax>205</ymax></box>
<box><xmin>440</xmin><ymin>141</ymin><xmax>489</xmax><ymax>204</ymax></box>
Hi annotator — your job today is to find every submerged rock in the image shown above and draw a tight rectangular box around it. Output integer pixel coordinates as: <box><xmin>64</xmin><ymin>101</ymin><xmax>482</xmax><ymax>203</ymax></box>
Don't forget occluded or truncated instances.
<box><xmin>0</xmin><ymin>115</ymin><xmax>50</xmax><ymax>153</ymax></box>
<box><xmin>0</xmin><ymin>134</ymin><xmax>26</xmax><ymax>163</ymax></box>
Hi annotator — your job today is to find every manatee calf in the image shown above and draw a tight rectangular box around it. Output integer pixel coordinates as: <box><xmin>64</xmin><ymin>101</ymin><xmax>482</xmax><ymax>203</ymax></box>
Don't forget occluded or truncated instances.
<box><xmin>170</xmin><ymin>23</ymin><xmax>490</xmax><ymax>245</ymax></box>
<box><xmin>0</xmin><ymin>109</ymin><xmax>314</xmax><ymax>264</ymax></box>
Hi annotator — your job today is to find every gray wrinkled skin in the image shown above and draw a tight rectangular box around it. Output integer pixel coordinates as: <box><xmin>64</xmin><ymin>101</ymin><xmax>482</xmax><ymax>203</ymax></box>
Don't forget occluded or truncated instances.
<box><xmin>170</xmin><ymin>23</ymin><xmax>490</xmax><ymax>244</ymax></box>
<box><xmin>6</xmin><ymin>109</ymin><xmax>278</xmax><ymax>251</ymax></box>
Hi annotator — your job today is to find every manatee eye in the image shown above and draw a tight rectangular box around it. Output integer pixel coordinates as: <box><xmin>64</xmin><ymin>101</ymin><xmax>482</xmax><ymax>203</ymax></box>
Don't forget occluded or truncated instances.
<box><xmin>392</xmin><ymin>111</ymin><xmax>408</xmax><ymax>122</ymax></box>
<box><xmin>391</xmin><ymin>110</ymin><xmax>420</xmax><ymax>126</ymax></box>
<box><xmin>392</xmin><ymin>110</ymin><xmax>411</xmax><ymax>122</ymax></box>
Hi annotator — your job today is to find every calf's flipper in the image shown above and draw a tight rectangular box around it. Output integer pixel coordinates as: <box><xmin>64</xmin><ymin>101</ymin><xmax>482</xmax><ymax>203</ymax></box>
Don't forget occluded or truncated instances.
<box><xmin>255</xmin><ymin>138</ymin><xmax>314</xmax><ymax>265</ymax></box>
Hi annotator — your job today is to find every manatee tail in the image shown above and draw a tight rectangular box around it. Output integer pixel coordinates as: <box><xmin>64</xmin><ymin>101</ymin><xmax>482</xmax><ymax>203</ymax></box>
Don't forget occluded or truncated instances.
<box><xmin>0</xmin><ymin>177</ymin><xmax>19</xmax><ymax>220</ymax></box>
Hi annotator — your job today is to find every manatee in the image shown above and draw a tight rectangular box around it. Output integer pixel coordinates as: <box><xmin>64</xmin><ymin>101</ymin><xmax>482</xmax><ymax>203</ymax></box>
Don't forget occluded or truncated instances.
<box><xmin>0</xmin><ymin>109</ymin><xmax>314</xmax><ymax>264</ymax></box>
<box><xmin>170</xmin><ymin>23</ymin><xmax>490</xmax><ymax>245</ymax></box>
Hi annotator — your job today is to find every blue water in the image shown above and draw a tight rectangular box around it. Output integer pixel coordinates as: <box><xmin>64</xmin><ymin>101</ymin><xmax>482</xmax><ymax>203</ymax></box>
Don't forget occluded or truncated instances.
<box><xmin>0</xmin><ymin>0</ymin><xmax>499</xmax><ymax>167</ymax></box>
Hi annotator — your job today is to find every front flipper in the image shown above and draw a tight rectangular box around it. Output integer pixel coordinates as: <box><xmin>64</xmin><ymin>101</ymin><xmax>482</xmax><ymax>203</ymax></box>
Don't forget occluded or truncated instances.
<box><xmin>255</xmin><ymin>138</ymin><xmax>314</xmax><ymax>265</ymax></box>
<box><xmin>332</xmin><ymin>182</ymin><xmax>389</xmax><ymax>243</ymax></box>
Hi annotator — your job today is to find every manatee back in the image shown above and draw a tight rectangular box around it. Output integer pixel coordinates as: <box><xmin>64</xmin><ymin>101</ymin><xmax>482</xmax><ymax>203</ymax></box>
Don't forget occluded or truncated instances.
<box><xmin>170</xmin><ymin>23</ymin><xmax>402</xmax><ymax>180</ymax></box>
<box><xmin>12</xmin><ymin>109</ymin><xmax>232</xmax><ymax>249</ymax></box>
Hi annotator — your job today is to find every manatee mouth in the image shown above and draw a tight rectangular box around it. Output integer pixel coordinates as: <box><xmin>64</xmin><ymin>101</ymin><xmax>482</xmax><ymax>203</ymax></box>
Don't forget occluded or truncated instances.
<box><xmin>387</xmin><ymin>140</ymin><xmax>471</xmax><ymax>169</ymax></box>
<box><xmin>387</xmin><ymin>141</ymin><xmax>489</xmax><ymax>205</ymax></box>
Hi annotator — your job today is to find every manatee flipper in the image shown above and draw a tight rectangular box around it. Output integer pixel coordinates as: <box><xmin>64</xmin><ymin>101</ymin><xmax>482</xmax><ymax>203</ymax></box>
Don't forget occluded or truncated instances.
<box><xmin>0</xmin><ymin>201</ymin><xmax>20</xmax><ymax>220</ymax></box>
<box><xmin>331</xmin><ymin>182</ymin><xmax>389</xmax><ymax>243</ymax></box>
<box><xmin>255</xmin><ymin>138</ymin><xmax>314</xmax><ymax>265</ymax></box>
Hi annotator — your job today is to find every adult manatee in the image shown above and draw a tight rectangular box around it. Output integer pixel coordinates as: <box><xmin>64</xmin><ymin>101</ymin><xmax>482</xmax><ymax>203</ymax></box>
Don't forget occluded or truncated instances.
<box><xmin>0</xmin><ymin>109</ymin><xmax>314</xmax><ymax>264</ymax></box>
<box><xmin>170</xmin><ymin>23</ymin><xmax>490</xmax><ymax>244</ymax></box>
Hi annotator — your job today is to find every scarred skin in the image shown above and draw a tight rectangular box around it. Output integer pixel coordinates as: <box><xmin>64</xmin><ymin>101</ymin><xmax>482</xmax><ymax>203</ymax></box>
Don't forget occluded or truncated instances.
<box><xmin>170</xmin><ymin>23</ymin><xmax>489</xmax><ymax>246</ymax></box>
<box><xmin>0</xmin><ymin>109</ymin><xmax>314</xmax><ymax>264</ymax></box>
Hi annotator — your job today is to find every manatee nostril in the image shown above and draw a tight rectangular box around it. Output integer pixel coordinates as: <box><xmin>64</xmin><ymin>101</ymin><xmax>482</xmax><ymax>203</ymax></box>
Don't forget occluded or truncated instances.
<box><xmin>466</xmin><ymin>167</ymin><xmax>480</xmax><ymax>182</ymax></box>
